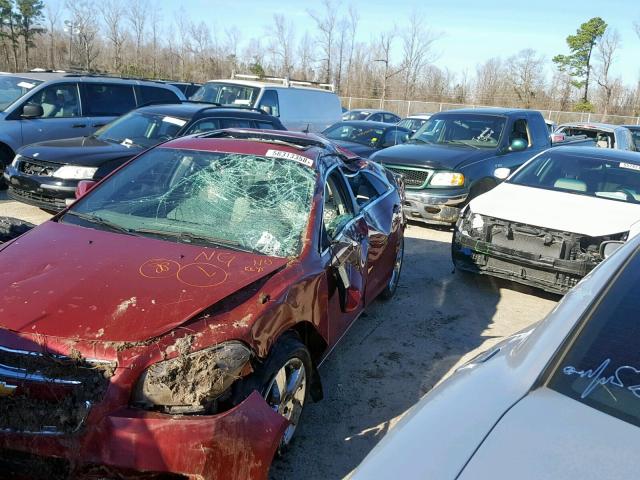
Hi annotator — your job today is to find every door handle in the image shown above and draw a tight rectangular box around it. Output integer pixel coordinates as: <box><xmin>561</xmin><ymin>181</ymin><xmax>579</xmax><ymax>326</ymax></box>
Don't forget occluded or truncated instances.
<box><xmin>92</xmin><ymin>123</ymin><xmax>105</xmax><ymax>128</ymax></box>
<box><xmin>72</xmin><ymin>123</ymin><xmax>87</xmax><ymax>128</ymax></box>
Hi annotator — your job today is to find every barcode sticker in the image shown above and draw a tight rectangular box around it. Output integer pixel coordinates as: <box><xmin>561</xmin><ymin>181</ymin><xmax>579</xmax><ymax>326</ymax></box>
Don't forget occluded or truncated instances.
<box><xmin>266</xmin><ymin>149</ymin><xmax>314</xmax><ymax>167</ymax></box>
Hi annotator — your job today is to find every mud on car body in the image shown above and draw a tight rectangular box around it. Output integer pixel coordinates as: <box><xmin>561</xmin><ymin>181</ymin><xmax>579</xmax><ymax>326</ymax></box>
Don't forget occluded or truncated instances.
<box><xmin>452</xmin><ymin>146</ymin><xmax>640</xmax><ymax>294</ymax></box>
<box><xmin>0</xmin><ymin>129</ymin><xmax>405</xmax><ymax>479</ymax></box>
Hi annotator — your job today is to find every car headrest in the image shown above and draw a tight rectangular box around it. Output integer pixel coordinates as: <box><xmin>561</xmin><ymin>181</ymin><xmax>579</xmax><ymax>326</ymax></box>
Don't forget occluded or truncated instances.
<box><xmin>554</xmin><ymin>178</ymin><xmax>587</xmax><ymax>192</ymax></box>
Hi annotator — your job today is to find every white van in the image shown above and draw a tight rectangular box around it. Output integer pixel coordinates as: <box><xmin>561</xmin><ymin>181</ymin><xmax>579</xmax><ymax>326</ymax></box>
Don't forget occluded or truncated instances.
<box><xmin>190</xmin><ymin>74</ymin><xmax>342</xmax><ymax>133</ymax></box>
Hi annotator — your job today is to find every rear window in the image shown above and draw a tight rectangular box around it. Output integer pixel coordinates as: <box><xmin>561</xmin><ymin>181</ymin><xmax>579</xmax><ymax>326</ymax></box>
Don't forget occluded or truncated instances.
<box><xmin>84</xmin><ymin>83</ymin><xmax>136</xmax><ymax>116</ymax></box>
<box><xmin>547</xmin><ymin>246</ymin><xmax>640</xmax><ymax>427</ymax></box>
<box><xmin>138</xmin><ymin>86</ymin><xmax>180</xmax><ymax>105</ymax></box>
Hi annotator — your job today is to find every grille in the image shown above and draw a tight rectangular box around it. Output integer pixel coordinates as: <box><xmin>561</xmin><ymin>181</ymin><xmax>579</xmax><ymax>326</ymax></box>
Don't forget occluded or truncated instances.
<box><xmin>0</xmin><ymin>346</ymin><xmax>115</xmax><ymax>435</ymax></box>
<box><xmin>18</xmin><ymin>158</ymin><xmax>59</xmax><ymax>177</ymax></box>
<box><xmin>384</xmin><ymin>165</ymin><xmax>431</xmax><ymax>187</ymax></box>
<box><xmin>7</xmin><ymin>187</ymin><xmax>67</xmax><ymax>210</ymax></box>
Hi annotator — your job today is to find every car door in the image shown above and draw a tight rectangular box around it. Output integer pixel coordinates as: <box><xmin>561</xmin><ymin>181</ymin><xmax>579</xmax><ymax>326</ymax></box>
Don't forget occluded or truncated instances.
<box><xmin>344</xmin><ymin>168</ymin><xmax>402</xmax><ymax>300</ymax></box>
<box><xmin>322</xmin><ymin>167</ymin><xmax>369</xmax><ymax>344</ymax></box>
<box><xmin>81</xmin><ymin>82</ymin><xmax>137</xmax><ymax>134</ymax></box>
<box><xmin>19</xmin><ymin>82</ymin><xmax>87</xmax><ymax>145</ymax></box>
<box><xmin>496</xmin><ymin>116</ymin><xmax>537</xmax><ymax>174</ymax></box>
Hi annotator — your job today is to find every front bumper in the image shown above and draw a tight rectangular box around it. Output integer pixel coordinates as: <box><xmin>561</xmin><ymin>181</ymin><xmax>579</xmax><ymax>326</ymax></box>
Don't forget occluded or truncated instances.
<box><xmin>452</xmin><ymin>229</ymin><xmax>596</xmax><ymax>294</ymax></box>
<box><xmin>403</xmin><ymin>190</ymin><xmax>467</xmax><ymax>225</ymax></box>
<box><xmin>0</xmin><ymin>391</ymin><xmax>287</xmax><ymax>479</ymax></box>
<box><xmin>4</xmin><ymin>165</ymin><xmax>79</xmax><ymax>212</ymax></box>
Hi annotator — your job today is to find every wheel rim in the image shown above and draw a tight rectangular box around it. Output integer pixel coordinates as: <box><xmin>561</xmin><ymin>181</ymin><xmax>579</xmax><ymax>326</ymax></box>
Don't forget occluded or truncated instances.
<box><xmin>388</xmin><ymin>239</ymin><xmax>404</xmax><ymax>291</ymax></box>
<box><xmin>264</xmin><ymin>357</ymin><xmax>307</xmax><ymax>448</ymax></box>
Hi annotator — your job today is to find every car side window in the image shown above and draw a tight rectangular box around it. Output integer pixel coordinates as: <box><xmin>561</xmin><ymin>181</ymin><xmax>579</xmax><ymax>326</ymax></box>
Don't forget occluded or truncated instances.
<box><xmin>26</xmin><ymin>83</ymin><xmax>80</xmax><ymax>118</ymax></box>
<box><xmin>138</xmin><ymin>86</ymin><xmax>180</xmax><ymax>105</ymax></box>
<box><xmin>256</xmin><ymin>121</ymin><xmax>277</xmax><ymax>130</ymax></box>
<box><xmin>345</xmin><ymin>170</ymin><xmax>389</xmax><ymax>207</ymax></box>
<box><xmin>258</xmin><ymin>90</ymin><xmax>279</xmax><ymax>116</ymax></box>
<box><xmin>84</xmin><ymin>83</ymin><xmax>136</xmax><ymax>116</ymax></box>
<box><xmin>383</xmin><ymin>113</ymin><xmax>398</xmax><ymax>123</ymax></box>
<box><xmin>221</xmin><ymin>118</ymin><xmax>252</xmax><ymax>128</ymax></box>
<box><xmin>382</xmin><ymin>129</ymin><xmax>408</xmax><ymax>147</ymax></box>
<box><xmin>369</xmin><ymin>113</ymin><xmax>382</xmax><ymax>122</ymax></box>
<box><xmin>509</xmin><ymin>118</ymin><xmax>531</xmax><ymax>147</ymax></box>
<box><xmin>322</xmin><ymin>170</ymin><xmax>355</xmax><ymax>245</ymax></box>
<box><xmin>184</xmin><ymin>117</ymin><xmax>222</xmax><ymax>135</ymax></box>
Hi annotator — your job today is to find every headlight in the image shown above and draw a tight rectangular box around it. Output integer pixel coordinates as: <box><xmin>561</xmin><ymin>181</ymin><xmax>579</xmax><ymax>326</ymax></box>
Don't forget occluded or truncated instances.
<box><xmin>53</xmin><ymin>165</ymin><xmax>98</xmax><ymax>179</ymax></box>
<box><xmin>430</xmin><ymin>171</ymin><xmax>465</xmax><ymax>187</ymax></box>
<box><xmin>132</xmin><ymin>341</ymin><xmax>252</xmax><ymax>414</ymax></box>
<box><xmin>10</xmin><ymin>154</ymin><xmax>23</xmax><ymax>167</ymax></box>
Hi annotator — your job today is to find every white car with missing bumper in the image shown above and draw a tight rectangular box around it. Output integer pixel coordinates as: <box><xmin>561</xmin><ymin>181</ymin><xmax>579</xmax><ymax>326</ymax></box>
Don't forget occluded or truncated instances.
<box><xmin>452</xmin><ymin>146</ymin><xmax>640</xmax><ymax>294</ymax></box>
<box><xmin>351</xmin><ymin>233</ymin><xmax>640</xmax><ymax>479</ymax></box>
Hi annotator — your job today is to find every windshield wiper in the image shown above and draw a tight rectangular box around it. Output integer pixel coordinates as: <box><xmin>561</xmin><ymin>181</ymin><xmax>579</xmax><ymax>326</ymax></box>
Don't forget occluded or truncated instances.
<box><xmin>443</xmin><ymin>140</ymin><xmax>480</xmax><ymax>149</ymax></box>
<box><xmin>409</xmin><ymin>138</ymin><xmax>430</xmax><ymax>144</ymax></box>
<box><xmin>130</xmin><ymin>228</ymin><xmax>264</xmax><ymax>254</ymax></box>
<box><xmin>64</xmin><ymin>211</ymin><xmax>135</xmax><ymax>235</ymax></box>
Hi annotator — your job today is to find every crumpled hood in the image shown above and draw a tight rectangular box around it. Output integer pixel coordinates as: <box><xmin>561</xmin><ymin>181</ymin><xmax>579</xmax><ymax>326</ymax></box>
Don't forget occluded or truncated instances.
<box><xmin>470</xmin><ymin>182</ymin><xmax>640</xmax><ymax>236</ymax></box>
<box><xmin>371</xmin><ymin>143</ymin><xmax>490</xmax><ymax>170</ymax></box>
<box><xmin>19</xmin><ymin>136</ymin><xmax>142</xmax><ymax>167</ymax></box>
<box><xmin>0</xmin><ymin>222</ymin><xmax>288</xmax><ymax>343</ymax></box>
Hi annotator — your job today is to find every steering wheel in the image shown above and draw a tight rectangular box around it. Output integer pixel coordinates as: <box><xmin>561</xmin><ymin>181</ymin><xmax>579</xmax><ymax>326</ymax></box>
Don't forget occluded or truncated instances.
<box><xmin>615</xmin><ymin>188</ymin><xmax>638</xmax><ymax>202</ymax></box>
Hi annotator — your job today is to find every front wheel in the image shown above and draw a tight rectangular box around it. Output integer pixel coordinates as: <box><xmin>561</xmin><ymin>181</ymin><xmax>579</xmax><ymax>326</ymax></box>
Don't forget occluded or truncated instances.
<box><xmin>238</xmin><ymin>332</ymin><xmax>312</xmax><ymax>455</ymax></box>
<box><xmin>379</xmin><ymin>236</ymin><xmax>404</xmax><ymax>300</ymax></box>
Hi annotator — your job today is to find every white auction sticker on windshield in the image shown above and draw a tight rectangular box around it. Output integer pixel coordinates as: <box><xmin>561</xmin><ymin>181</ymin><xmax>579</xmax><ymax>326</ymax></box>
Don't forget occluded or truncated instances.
<box><xmin>17</xmin><ymin>81</ymin><xmax>35</xmax><ymax>89</ymax></box>
<box><xmin>620</xmin><ymin>162</ymin><xmax>640</xmax><ymax>171</ymax></box>
<box><xmin>266</xmin><ymin>149</ymin><xmax>314</xmax><ymax>167</ymax></box>
<box><xmin>162</xmin><ymin>116</ymin><xmax>187</xmax><ymax>127</ymax></box>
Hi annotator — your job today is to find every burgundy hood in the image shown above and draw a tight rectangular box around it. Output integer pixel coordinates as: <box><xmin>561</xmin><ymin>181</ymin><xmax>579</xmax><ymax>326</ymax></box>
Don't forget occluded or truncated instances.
<box><xmin>0</xmin><ymin>222</ymin><xmax>287</xmax><ymax>343</ymax></box>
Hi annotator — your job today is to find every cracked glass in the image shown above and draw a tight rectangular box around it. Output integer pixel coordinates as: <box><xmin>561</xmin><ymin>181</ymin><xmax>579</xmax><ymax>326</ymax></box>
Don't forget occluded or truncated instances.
<box><xmin>64</xmin><ymin>147</ymin><xmax>317</xmax><ymax>257</ymax></box>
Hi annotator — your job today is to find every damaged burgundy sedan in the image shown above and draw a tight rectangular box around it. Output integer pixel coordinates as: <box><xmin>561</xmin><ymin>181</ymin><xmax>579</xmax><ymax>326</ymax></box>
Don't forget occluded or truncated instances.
<box><xmin>0</xmin><ymin>129</ymin><xmax>405</xmax><ymax>479</ymax></box>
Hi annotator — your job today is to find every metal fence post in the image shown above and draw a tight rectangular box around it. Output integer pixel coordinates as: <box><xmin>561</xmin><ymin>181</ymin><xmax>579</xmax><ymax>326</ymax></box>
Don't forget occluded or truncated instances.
<box><xmin>407</xmin><ymin>101</ymin><xmax>411</xmax><ymax>117</ymax></box>
<box><xmin>439</xmin><ymin>103</ymin><xmax>443</xmax><ymax>112</ymax></box>
<box><xmin>348</xmin><ymin>97</ymin><xmax>352</xmax><ymax>110</ymax></box>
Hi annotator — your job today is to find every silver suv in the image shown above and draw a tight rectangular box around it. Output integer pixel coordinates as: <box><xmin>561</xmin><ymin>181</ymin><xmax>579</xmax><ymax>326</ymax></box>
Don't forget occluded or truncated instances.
<box><xmin>0</xmin><ymin>71</ymin><xmax>185</xmax><ymax>186</ymax></box>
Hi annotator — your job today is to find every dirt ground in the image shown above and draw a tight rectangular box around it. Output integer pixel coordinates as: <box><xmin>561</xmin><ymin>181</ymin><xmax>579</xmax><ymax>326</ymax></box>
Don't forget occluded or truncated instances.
<box><xmin>0</xmin><ymin>193</ymin><xmax>558</xmax><ymax>479</ymax></box>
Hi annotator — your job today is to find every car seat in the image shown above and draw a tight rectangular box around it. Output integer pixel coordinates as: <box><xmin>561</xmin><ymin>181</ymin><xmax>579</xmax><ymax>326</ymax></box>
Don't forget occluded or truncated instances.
<box><xmin>553</xmin><ymin>178</ymin><xmax>587</xmax><ymax>192</ymax></box>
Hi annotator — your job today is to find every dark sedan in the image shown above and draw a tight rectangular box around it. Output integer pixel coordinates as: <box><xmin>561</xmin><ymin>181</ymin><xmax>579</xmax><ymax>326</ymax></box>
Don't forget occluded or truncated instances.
<box><xmin>322</xmin><ymin>121</ymin><xmax>410</xmax><ymax>158</ymax></box>
<box><xmin>3</xmin><ymin>102</ymin><xmax>285</xmax><ymax>211</ymax></box>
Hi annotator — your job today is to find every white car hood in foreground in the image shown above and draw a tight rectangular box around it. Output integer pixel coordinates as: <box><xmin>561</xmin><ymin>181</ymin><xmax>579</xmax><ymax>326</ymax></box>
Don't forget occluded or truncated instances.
<box><xmin>459</xmin><ymin>388</ymin><xmax>640</xmax><ymax>480</ymax></box>
<box><xmin>469</xmin><ymin>182</ymin><xmax>640</xmax><ymax>237</ymax></box>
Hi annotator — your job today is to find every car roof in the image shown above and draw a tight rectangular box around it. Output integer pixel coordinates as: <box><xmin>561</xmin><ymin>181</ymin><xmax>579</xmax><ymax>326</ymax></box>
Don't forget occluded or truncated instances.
<box><xmin>404</xmin><ymin>114</ymin><xmax>432</xmax><ymax>119</ymax></box>
<box><xmin>551</xmin><ymin>145</ymin><xmax>640</xmax><ymax>162</ymax></box>
<box><xmin>160</xmin><ymin>129</ymin><xmax>338</xmax><ymax>171</ymax></box>
<box><xmin>333</xmin><ymin>120</ymin><xmax>405</xmax><ymax>129</ymax></box>
<box><xmin>203</xmin><ymin>79</ymin><xmax>335</xmax><ymax>93</ymax></box>
<box><xmin>622</xmin><ymin>124</ymin><xmax>640</xmax><ymax>131</ymax></box>
<box><xmin>558</xmin><ymin>122</ymin><xmax>624</xmax><ymax>132</ymax></box>
<box><xmin>437</xmin><ymin>107</ymin><xmax>535</xmax><ymax>115</ymax></box>
<box><xmin>135</xmin><ymin>102</ymin><xmax>276</xmax><ymax>120</ymax></box>
<box><xmin>0</xmin><ymin>71</ymin><xmax>182</xmax><ymax>89</ymax></box>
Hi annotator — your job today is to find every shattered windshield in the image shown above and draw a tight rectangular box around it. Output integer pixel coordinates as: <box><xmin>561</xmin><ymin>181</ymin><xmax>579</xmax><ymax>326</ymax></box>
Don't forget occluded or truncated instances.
<box><xmin>323</xmin><ymin>124</ymin><xmax>385</xmax><ymax>147</ymax></box>
<box><xmin>509</xmin><ymin>152</ymin><xmax>640</xmax><ymax>203</ymax></box>
<box><xmin>412</xmin><ymin>114</ymin><xmax>506</xmax><ymax>148</ymax></box>
<box><xmin>0</xmin><ymin>76</ymin><xmax>43</xmax><ymax>110</ymax></box>
<box><xmin>94</xmin><ymin>112</ymin><xmax>188</xmax><ymax>148</ymax></box>
<box><xmin>190</xmin><ymin>82</ymin><xmax>260</xmax><ymax>106</ymax></box>
<box><xmin>63</xmin><ymin>148</ymin><xmax>317</xmax><ymax>257</ymax></box>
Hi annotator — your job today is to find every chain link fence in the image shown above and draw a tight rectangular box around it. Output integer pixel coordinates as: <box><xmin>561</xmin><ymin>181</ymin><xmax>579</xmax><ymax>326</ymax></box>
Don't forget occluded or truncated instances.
<box><xmin>341</xmin><ymin>97</ymin><xmax>640</xmax><ymax>126</ymax></box>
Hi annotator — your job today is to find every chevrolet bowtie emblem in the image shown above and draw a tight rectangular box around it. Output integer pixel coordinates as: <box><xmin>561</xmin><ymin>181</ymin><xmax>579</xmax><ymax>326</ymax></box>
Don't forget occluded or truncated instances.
<box><xmin>0</xmin><ymin>381</ymin><xmax>17</xmax><ymax>397</ymax></box>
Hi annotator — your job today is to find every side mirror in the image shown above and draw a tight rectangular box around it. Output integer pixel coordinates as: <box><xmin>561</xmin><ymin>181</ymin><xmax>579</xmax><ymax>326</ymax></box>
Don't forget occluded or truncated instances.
<box><xmin>75</xmin><ymin>180</ymin><xmax>97</xmax><ymax>199</ymax></box>
<box><xmin>494</xmin><ymin>167</ymin><xmax>511</xmax><ymax>180</ymax></box>
<box><xmin>600</xmin><ymin>240</ymin><xmax>624</xmax><ymax>259</ymax></box>
<box><xmin>21</xmin><ymin>104</ymin><xmax>44</xmax><ymax>118</ymax></box>
<box><xmin>508</xmin><ymin>138</ymin><xmax>527</xmax><ymax>152</ymax></box>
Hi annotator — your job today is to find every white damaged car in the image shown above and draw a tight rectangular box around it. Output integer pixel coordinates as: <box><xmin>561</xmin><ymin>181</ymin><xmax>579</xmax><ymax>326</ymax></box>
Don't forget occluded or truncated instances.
<box><xmin>351</xmin><ymin>233</ymin><xmax>640</xmax><ymax>480</ymax></box>
<box><xmin>452</xmin><ymin>146</ymin><xmax>640</xmax><ymax>294</ymax></box>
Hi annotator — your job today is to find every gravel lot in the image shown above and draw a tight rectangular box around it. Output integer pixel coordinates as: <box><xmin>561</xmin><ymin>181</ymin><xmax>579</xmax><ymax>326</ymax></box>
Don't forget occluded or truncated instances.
<box><xmin>0</xmin><ymin>193</ymin><xmax>559</xmax><ymax>479</ymax></box>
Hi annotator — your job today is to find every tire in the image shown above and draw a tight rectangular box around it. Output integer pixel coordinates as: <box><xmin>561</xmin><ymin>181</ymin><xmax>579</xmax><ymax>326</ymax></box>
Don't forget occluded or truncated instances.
<box><xmin>236</xmin><ymin>332</ymin><xmax>312</xmax><ymax>455</ymax></box>
<box><xmin>0</xmin><ymin>144</ymin><xmax>14</xmax><ymax>191</ymax></box>
<box><xmin>379</xmin><ymin>236</ymin><xmax>404</xmax><ymax>300</ymax></box>
<box><xmin>0</xmin><ymin>217</ymin><xmax>35</xmax><ymax>243</ymax></box>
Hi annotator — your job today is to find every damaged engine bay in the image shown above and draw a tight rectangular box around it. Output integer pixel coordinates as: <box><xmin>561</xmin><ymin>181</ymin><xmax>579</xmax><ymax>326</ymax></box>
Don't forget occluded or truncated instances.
<box><xmin>453</xmin><ymin>212</ymin><xmax>626</xmax><ymax>293</ymax></box>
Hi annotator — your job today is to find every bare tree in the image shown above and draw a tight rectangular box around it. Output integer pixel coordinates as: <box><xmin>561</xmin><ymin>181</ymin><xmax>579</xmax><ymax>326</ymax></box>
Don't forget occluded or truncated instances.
<box><xmin>44</xmin><ymin>1</ymin><xmax>60</xmax><ymax>69</ymax></box>
<box><xmin>297</xmin><ymin>32</ymin><xmax>313</xmax><ymax>80</ymax></box>
<box><xmin>102</xmin><ymin>0</ymin><xmax>126</xmax><ymax>73</ymax></box>
<box><xmin>127</xmin><ymin>0</ymin><xmax>147</xmax><ymax>71</ymax></box>
<box><xmin>189</xmin><ymin>21</ymin><xmax>211</xmax><ymax>80</ymax></box>
<box><xmin>595</xmin><ymin>28</ymin><xmax>621</xmax><ymax>118</ymax></box>
<box><xmin>308</xmin><ymin>0</ymin><xmax>337</xmax><ymax>84</ymax></box>
<box><xmin>375</xmin><ymin>28</ymin><xmax>403</xmax><ymax>103</ymax></box>
<box><xmin>267</xmin><ymin>14</ymin><xmax>295</xmax><ymax>76</ymax></box>
<box><xmin>401</xmin><ymin>10</ymin><xmax>439</xmax><ymax>100</ymax></box>
<box><xmin>67</xmin><ymin>0</ymin><xmax>100</xmax><ymax>71</ymax></box>
<box><xmin>344</xmin><ymin>5</ymin><xmax>359</xmax><ymax>96</ymax></box>
<box><xmin>506</xmin><ymin>49</ymin><xmax>545</xmax><ymax>108</ymax></box>
<box><xmin>474</xmin><ymin>57</ymin><xmax>504</xmax><ymax>105</ymax></box>
<box><xmin>149</xmin><ymin>6</ymin><xmax>161</xmax><ymax>77</ymax></box>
